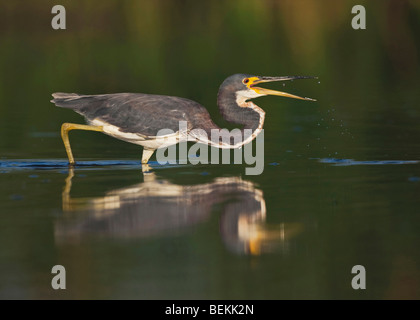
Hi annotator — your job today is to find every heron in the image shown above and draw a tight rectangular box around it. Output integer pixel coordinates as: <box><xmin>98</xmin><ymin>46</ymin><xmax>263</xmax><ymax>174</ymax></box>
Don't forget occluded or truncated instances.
<box><xmin>51</xmin><ymin>74</ymin><xmax>315</xmax><ymax>166</ymax></box>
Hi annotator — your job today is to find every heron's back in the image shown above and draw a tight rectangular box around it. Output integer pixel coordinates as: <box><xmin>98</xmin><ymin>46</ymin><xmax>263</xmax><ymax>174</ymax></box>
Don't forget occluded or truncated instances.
<box><xmin>51</xmin><ymin>92</ymin><xmax>217</xmax><ymax>137</ymax></box>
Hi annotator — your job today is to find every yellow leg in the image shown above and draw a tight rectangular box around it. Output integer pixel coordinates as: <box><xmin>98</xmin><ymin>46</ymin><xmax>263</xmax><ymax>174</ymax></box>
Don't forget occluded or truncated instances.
<box><xmin>61</xmin><ymin>123</ymin><xmax>103</xmax><ymax>165</ymax></box>
<box><xmin>142</xmin><ymin>163</ymin><xmax>153</xmax><ymax>174</ymax></box>
<box><xmin>141</xmin><ymin>148</ymin><xmax>155</xmax><ymax>164</ymax></box>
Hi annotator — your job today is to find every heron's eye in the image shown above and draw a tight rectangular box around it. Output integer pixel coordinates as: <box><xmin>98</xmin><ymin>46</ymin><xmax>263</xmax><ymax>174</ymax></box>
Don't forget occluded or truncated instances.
<box><xmin>243</xmin><ymin>78</ymin><xmax>249</xmax><ymax>84</ymax></box>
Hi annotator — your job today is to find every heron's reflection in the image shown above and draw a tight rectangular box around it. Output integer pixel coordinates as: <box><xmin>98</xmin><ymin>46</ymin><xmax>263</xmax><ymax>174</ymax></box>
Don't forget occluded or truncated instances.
<box><xmin>57</xmin><ymin>168</ymin><xmax>303</xmax><ymax>255</ymax></box>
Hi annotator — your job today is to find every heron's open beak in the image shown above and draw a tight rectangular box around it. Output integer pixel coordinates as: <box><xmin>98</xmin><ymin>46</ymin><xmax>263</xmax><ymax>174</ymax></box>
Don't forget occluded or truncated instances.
<box><xmin>248</xmin><ymin>76</ymin><xmax>317</xmax><ymax>101</ymax></box>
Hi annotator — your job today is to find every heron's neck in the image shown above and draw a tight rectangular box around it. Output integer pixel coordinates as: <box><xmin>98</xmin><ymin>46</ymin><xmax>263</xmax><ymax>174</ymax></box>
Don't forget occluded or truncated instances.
<box><xmin>189</xmin><ymin>88</ymin><xmax>265</xmax><ymax>148</ymax></box>
<box><xmin>211</xmin><ymin>89</ymin><xmax>265</xmax><ymax>148</ymax></box>
<box><xmin>234</xmin><ymin>94</ymin><xmax>266</xmax><ymax>130</ymax></box>
<box><xmin>218</xmin><ymin>90</ymin><xmax>265</xmax><ymax>130</ymax></box>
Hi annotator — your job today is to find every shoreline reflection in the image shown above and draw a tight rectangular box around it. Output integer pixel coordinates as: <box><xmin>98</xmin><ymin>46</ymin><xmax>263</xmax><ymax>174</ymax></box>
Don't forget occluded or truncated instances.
<box><xmin>57</xmin><ymin>169</ymin><xmax>303</xmax><ymax>255</ymax></box>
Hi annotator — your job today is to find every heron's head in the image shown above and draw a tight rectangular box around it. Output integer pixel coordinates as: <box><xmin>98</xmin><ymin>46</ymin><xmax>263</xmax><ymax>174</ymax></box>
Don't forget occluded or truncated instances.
<box><xmin>221</xmin><ymin>73</ymin><xmax>316</xmax><ymax>102</ymax></box>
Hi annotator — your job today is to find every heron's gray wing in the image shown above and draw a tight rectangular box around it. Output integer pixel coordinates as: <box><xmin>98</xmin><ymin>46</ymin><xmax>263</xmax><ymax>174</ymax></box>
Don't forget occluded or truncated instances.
<box><xmin>52</xmin><ymin>93</ymin><xmax>214</xmax><ymax>137</ymax></box>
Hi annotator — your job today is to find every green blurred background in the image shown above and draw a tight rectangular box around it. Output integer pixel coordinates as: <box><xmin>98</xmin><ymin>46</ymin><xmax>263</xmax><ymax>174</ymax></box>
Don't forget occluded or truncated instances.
<box><xmin>1</xmin><ymin>0</ymin><xmax>419</xmax><ymax>160</ymax></box>
<box><xmin>0</xmin><ymin>0</ymin><xmax>420</xmax><ymax>300</ymax></box>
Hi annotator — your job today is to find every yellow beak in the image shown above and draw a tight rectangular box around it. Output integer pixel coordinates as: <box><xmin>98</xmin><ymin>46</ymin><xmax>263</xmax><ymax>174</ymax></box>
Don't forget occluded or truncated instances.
<box><xmin>248</xmin><ymin>76</ymin><xmax>317</xmax><ymax>101</ymax></box>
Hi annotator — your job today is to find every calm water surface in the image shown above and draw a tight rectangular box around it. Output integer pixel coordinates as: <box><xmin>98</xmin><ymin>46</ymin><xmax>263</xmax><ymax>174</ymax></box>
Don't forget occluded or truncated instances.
<box><xmin>1</xmin><ymin>0</ymin><xmax>420</xmax><ymax>299</ymax></box>
<box><xmin>1</xmin><ymin>145</ymin><xmax>419</xmax><ymax>299</ymax></box>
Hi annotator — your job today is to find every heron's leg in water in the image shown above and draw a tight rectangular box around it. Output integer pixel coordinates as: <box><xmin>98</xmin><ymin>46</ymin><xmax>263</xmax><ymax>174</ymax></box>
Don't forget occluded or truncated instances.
<box><xmin>61</xmin><ymin>123</ymin><xmax>104</xmax><ymax>165</ymax></box>
<box><xmin>141</xmin><ymin>148</ymin><xmax>155</xmax><ymax>164</ymax></box>
<box><xmin>141</xmin><ymin>163</ymin><xmax>153</xmax><ymax>174</ymax></box>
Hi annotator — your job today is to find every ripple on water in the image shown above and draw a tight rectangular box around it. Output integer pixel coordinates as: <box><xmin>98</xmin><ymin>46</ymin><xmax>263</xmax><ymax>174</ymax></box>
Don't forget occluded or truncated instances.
<box><xmin>318</xmin><ymin>158</ymin><xmax>419</xmax><ymax>166</ymax></box>
<box><xmin>0</xmin><ymin>159</ymin><xmax>176</xmax><ymax>172</ymax></box>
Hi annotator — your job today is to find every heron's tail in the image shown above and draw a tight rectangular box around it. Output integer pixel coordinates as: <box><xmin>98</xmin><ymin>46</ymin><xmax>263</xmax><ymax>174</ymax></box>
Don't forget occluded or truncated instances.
<box><xmin>51</xmin><ymin>93</ymin><xmax>87</xmax><ymax>109</ymax></box>
<box><xmin>51</xmin><ymin>92</ymin><xmax>82</xmax><ymax>103</ymax></box>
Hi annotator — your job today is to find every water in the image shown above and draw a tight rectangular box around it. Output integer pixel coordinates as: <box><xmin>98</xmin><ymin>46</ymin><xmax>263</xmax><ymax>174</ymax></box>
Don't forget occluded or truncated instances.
<box><xmin>1</xmin><ymin>0</ymin><xmax>420</xmax><ymax>300</ymax></box>
<box><xmin>1</xmin><ymin>154</ymin><xmax>419</xmax><ymax>299</ymax></box>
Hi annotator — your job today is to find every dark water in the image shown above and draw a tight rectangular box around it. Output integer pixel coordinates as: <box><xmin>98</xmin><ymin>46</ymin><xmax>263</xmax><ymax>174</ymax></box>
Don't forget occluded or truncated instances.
<box><xmin>1</xmin><ymin>1</ymin><xmax>420</xmax><ymax>299</ymax></box>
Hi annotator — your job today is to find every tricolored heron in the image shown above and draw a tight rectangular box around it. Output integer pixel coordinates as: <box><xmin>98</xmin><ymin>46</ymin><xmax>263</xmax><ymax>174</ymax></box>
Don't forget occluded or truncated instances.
<box><xmin>52</xmin><ymin>74</ymin><xmax>315</xmax><ymax>165</ymax></box>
